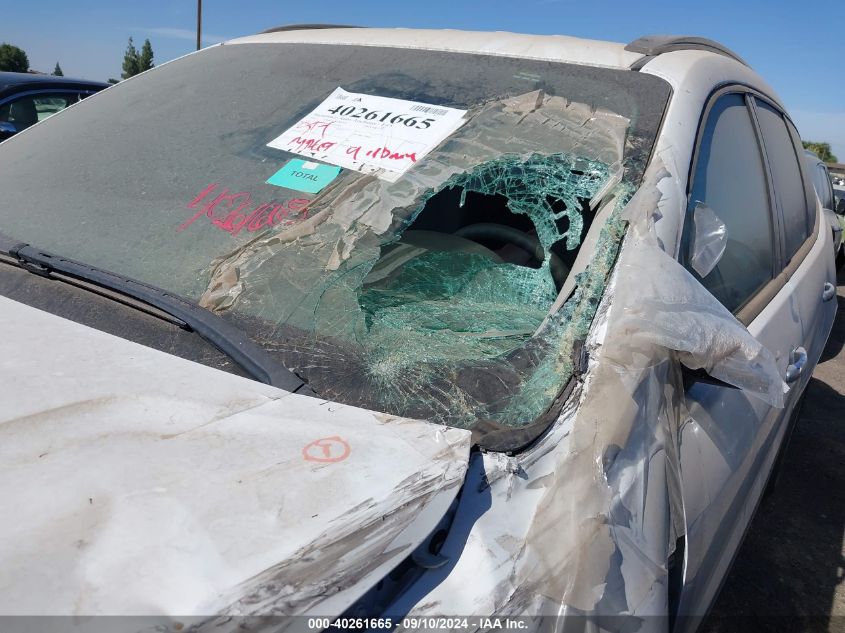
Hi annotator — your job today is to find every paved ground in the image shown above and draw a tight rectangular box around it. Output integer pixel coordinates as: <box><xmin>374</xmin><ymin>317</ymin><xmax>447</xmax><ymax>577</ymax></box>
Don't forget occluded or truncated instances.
<box><xmin>700</xmin><ymin>265</ymin><xmax>845</xmax><ymax>632</ymax></box>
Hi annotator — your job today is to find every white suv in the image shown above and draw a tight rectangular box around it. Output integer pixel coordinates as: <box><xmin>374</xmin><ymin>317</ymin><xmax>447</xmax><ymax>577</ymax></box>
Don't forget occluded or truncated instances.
<box><xmin>0</xmin><ymin>27</ymin><xmax>836</xmax><ymax>633</ymax></box>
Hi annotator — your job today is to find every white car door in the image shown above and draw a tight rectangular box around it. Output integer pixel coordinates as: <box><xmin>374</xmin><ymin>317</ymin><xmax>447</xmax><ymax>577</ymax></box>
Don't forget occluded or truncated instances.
<box><xmin>672</xmin><ymin>89</ymin><xmax>821</xmax><ymax>625</ymax></box>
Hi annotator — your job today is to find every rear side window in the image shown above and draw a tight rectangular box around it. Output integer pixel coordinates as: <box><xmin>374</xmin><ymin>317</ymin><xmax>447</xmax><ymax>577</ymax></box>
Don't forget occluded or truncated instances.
<box><xmin>812</xmin><ymin>164</ymin><xmax>834</xmax><ymax>209</ymax></box>
<box><xmin>0</xmin><ymin>92</ymin><xmax>79</xmax><ymax>131</ymax></box>
<box><xmin>754</xmin><ymin>99</ymin><xmax>813</xmax><ymax>261</ymax></box>
<box><xmin>686</xmin><ymin>93</ymin><xmax>775</xmax><ymax>313</ymax></box>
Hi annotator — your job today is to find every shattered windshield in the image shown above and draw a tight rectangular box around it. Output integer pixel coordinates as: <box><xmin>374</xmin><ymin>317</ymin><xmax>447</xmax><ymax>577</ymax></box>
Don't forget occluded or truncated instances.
<box><xmin>0</xmin><ymin>42</ymin><xmax>670</xmax><ymax>436</ymax></box>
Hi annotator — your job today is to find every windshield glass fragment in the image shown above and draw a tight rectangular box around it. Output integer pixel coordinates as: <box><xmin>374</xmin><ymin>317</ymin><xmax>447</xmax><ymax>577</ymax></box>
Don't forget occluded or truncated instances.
<box><xmin>0</xmin><ymin>43</ymin><xmax>671</xmax><ymax>433</ymax></box>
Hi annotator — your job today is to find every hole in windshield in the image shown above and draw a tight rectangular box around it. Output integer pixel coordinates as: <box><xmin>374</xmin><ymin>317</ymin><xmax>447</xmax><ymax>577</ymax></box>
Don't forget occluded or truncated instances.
<box><xmin>241</xmin><ymin>152</ymin><xmax>628</xmax><ymax>434</ymax></box>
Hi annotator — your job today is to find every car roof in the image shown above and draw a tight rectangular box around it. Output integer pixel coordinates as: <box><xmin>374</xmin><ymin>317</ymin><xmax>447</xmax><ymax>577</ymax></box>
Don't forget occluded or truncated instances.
<box><xmin>228</xmin><ymin>27</ymin><xmax>751</xmax><ymax>73</ymax></box>
<box><xmin>226</xmin><ymin>27</ymin><xmax>646</xmax><ymax>69</ymax></box>
<box><xmin>0</xmin><ymin>71</ymin><xmax>108</xmax><ymax>93</ymax></box>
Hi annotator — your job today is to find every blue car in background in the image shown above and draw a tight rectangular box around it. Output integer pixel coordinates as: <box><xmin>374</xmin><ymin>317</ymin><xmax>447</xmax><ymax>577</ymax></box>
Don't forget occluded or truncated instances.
<box><xmin>0</xmin><ymin>71</ymin><xmax>107</xmax><ymax>141</ymax></box>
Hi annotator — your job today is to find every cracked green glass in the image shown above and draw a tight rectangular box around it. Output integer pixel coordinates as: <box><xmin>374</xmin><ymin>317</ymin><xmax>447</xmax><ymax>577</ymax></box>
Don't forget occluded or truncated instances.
<box><xmin>304</xmin><ymin>153</ymin><xmax>631</xmax><ymax>429</ymax></box>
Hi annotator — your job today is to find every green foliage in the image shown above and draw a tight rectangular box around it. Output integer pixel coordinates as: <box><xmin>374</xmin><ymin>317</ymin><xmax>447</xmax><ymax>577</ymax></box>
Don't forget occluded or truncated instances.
<box><xmin>52</xmin><ymin>62</ymin><xmax>63</xmax><ymax>77</ymax></box>
<box><xmin>0</xmin><ymin>43</ymin><xmax>29</xmax><ymax>73</ymax></box>
<box><xmin>107</xmin><ymin>78</ymin><xmax>120</xmax><ymax>85</ymax></box>
<box><xmin>121</xmin><ymin>37</ymin><xmax>154</xmax><ymax>79</ymax></box>
<box><xmin>802</xmin><ymin>140</ymin><xmax>838</xmax><ymax>163</ymax></box>
<box><xmin>121</xmin><ymin>37</ymin><xmax>141</xmax><ymax>79</ymax></box>
<box><xmin>138</xmin><ymin>39</ymin><xmax>154</xmax><ymax>72</ymax></box>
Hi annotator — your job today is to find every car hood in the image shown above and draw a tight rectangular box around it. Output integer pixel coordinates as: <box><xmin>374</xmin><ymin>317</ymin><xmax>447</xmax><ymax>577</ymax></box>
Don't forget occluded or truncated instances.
<box><xmin>0</xmin><ymin>296</ymin><xmax>471</xmax><ymax>619</ymax></box>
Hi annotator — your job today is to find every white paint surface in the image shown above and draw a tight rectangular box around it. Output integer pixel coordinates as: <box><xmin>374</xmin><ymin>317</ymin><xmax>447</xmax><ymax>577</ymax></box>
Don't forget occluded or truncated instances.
<box><xmin>0</xmin><ymin>296</ymin><xmax>470</xmax><ymax>617</ymax></box>
<box><xmin>227</xmin><ymin>28</ymin><xmax>643</xmax><ymax>70</ymax></box>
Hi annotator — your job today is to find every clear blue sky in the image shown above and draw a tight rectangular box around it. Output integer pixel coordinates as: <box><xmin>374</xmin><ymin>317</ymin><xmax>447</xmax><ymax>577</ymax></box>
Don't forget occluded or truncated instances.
<box><xmin>5</xmin><ymin>0</ymin><xmax>845</xmax><ymax>158</ymax></box>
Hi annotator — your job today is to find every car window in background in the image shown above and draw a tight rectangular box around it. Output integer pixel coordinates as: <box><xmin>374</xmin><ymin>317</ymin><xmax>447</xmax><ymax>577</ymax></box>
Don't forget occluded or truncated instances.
<box><xmin>836</xmin><ymin>186</ymin><xmax>845</xmax><ymax>212</ymax></box>
<box><xmin>0</xmin><ymin>92</ymin><xmax>79</xmax><ymax>130</ymax></box>
<box><xmin>33</xmin><ymin>94</ymin><xmax>77</xmax><ymax>121</ymax></box>
<box><xmin>813</xmin><ymin>164</ymin><xmax>834</xmax><ymax>209</ymax></box>
<box><xmin>686</xmin><ymin>93</ymin><xmax>775</xmax><ymax>314</ymax></box>
<box><xmin>754</xmin><ymin>99</ymin><xmax>813</xmax><ymax>261</ymax></box>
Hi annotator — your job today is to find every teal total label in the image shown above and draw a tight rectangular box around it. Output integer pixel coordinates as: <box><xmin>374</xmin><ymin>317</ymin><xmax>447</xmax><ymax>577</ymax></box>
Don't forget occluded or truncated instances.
<box><xmin>267</xmin><ymin>159</ymin><xmax>341</xmax><ymax>194</ymax></box>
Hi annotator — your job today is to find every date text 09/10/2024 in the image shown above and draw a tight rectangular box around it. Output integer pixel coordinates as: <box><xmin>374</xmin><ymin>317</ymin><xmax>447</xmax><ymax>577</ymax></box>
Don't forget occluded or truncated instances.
<box><xmin>306</xmin><ymin>618</ymin><xmax>529</xmax><ymax>630</ymax></box>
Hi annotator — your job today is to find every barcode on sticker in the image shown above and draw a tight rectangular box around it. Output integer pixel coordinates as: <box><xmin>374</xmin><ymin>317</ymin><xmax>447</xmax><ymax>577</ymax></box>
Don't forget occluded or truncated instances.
<box><xmin>410</xmin><ymin>105</ymin><xmax>449</xmax><ymax>116</ymax></box>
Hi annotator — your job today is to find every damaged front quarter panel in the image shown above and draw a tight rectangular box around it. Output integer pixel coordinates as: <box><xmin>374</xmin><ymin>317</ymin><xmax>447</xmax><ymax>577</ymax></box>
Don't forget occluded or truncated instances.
<box><xmin>386</xmin><ymin>156</ymin><xmax>789</xmax><ymax>629</ymax></box>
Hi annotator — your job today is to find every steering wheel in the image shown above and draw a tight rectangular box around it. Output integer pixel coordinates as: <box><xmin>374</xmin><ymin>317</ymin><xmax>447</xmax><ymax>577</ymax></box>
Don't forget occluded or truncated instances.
<box><xmin>455</xmin><ymin>223</ymin><xmax>570</xmax><ymax>289</ymax></box>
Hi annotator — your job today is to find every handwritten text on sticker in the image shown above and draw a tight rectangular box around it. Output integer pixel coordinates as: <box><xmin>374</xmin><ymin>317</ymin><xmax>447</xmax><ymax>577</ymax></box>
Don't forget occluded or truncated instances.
<box><xmin>266</xmin><ymin>88</ymin><xmax>467</xmax><ymax>182</ymax></box>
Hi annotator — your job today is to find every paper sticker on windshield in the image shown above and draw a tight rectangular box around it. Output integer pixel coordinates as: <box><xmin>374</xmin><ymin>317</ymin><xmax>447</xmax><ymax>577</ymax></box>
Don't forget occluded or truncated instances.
<box><xmin>266</xmin><ymin>88</ymin><xmax>467</xmax><ymax>182</ymax></box>
<box><xmin>267</xmin><ymin>159</ymin><xmax>341</xmax><ymax>194</ymax></box>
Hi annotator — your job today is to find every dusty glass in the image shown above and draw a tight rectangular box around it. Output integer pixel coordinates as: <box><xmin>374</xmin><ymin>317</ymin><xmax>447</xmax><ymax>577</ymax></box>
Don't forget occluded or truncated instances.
<box><xmin>0</xmin><ymin>42</ymin><xmax>670</xmax><ymax>433</ymax></box>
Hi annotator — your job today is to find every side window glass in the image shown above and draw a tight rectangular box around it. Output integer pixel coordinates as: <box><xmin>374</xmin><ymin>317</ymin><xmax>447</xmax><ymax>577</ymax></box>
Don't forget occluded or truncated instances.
<box><xmin>0</xmin><ymin>96</ymin><xmax>40</xmax><ymax>131</ymax></box>
<box><xmin>754</xmin><ymin>100</ymin><xmax>813</xmax><ymax>261</ymax></box>
<box><xmin>0</xmin><ymin>93</ymin><xmax>77</xmax><ymax>132</ymax></box>
<box><xmin>816</xmin><ymin>165</ymin><xmax>834</xmax><ymax>209</ymax></box>
<box><xmin>809</xmin><ymin>165</ymin><xmax>825</xmax><ymax>207</ymax></box>
<box><xmin>808</xmin><ymin>163</ymin><xmax>829</xmax><ymax>208</ymax></box>
<box><xmin>685</xmin><ymin>93</ymin><xmax>775</xmax><ymax>314</ymax></box>
<box><xmin>32</xmin><ymin>94</ymin><xmax>77</xmax><ymax>122</ymax></box>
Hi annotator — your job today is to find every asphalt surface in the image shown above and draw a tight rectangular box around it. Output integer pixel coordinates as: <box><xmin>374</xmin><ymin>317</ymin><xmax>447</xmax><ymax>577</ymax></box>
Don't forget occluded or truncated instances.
<box><xmin>700</xmin><ymin>264</ymin><xmax>845</xmax><ymax>633</ymax></box>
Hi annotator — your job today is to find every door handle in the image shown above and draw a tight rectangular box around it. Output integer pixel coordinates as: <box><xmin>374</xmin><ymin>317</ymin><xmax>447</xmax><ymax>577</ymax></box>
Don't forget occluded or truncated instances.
<box><xmin>785</xmin><ymin>347</ymin><xmax>807</xmax><ymax>384</ymax></box>
<box><xmin>822</xmin><ymin>282</ymin><xmax>836</xmax><ymax>302</ymax></box>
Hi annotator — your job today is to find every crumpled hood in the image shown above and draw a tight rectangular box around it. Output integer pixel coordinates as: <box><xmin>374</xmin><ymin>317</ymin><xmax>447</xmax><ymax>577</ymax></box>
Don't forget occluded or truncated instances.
<box><xmin>0</xmin><ymin>296</ymin><xmax>471</xmax><ymax>620</ymax></box>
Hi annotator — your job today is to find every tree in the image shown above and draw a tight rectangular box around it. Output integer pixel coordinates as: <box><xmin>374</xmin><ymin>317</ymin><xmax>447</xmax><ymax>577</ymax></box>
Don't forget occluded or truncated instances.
<box><xmin>0</xmin><ymin>43</ymin><xmax>29</xmax><ymax>73</ymax></box>
<box><xmin>107</xmin><ymin>78</ymin><xmax>120</xmax><ymax>84</ymax></box>
<box><xmin>138</xmin><ymin>39</ymin><xmax>154</xmax><ymax>72</ymax></box>
<box><xmin>802</xmin><ymin>140</ymin><xmax>838</xmax><ymax>164</ymax></box>
<box><xmin>52</xmin><ymin>62</ymin><xmax>63</xmax><ymax>77</ymax></box>
<box><xmin>121</xmin><ymin>37</ymin><xmax>141</xmax><ymax>79</ymax></box>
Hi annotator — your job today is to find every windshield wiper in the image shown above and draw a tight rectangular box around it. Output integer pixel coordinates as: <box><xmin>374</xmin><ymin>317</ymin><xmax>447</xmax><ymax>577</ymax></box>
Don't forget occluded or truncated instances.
<box><xmin>1</xmin><ymin>236</ymin><xmax>315</xmax><ymax>396</ymax></box>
